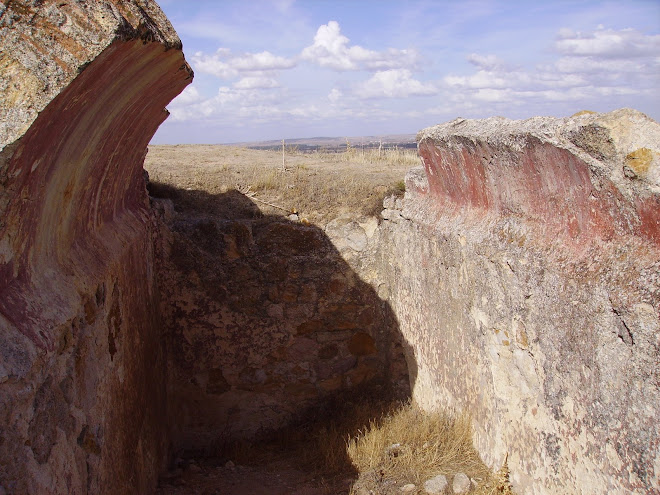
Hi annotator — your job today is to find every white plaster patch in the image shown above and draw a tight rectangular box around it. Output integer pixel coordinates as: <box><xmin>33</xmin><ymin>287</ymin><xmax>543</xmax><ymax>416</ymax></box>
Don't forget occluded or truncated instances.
<box><xmin>606</xmin><ymin>441</ymin><xmax>623</xmax><ymax>470</ymax></box>
<box><xmin>470</xmin><ymin>306</ymin><xmax>489</xmax><ymax>331</ymax></box>
<box><xmin>0</xmin><ymin>236</ymin><xmax>13</xmax><ymax>265</ymax></box>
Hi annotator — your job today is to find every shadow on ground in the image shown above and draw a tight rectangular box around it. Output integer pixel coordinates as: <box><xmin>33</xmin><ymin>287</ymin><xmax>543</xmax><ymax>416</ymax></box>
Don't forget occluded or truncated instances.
<box><xmin>148</xmin><ymin>180</ymin><xmax>416</xmax><ymax>494</ymax></box>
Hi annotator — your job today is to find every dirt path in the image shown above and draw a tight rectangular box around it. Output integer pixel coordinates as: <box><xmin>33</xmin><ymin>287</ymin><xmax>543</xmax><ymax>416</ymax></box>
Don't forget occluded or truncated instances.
<box><xmin>156</xmin><ymin>456</ymin><xmax>351</xmax><ymax>495</ymax></box>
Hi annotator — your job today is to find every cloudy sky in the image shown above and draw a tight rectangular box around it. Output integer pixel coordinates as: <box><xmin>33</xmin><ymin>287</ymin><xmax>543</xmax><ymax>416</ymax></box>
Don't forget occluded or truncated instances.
<box><xmin>151</xmin><ymin>0</ymin><xmax>660</xmax><ymax>144</ymax></box>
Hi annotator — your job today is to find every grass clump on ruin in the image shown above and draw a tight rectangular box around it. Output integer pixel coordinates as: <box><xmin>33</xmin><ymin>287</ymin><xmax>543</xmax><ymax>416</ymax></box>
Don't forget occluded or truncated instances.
<box><xmin>347</xmin><ymin>401</ymin><xmax>487</xmax><ymax>482</ymax></box>
<box><xmin>346</xmin><ymin>401</ymin><xmax>513</xmax><ymax>494</ymax></box>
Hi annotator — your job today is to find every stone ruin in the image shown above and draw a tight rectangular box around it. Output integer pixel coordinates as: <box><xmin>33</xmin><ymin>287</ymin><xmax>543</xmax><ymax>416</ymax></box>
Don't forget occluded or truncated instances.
<box><xmin>1</xmin><ymin>2</ymin><xmax>658</xmax><ymax>494</ymax></box>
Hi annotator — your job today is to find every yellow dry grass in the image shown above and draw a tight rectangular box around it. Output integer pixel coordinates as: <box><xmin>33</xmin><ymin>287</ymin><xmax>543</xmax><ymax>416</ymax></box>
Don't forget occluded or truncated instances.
<box><xmin>321</xmin><ymin>145</ymin><xmax>421</xmax><ymax>167</ymax></box>
<box><xmin>474</xmin><ymin>457</ymin><xmax>515</xmax><ymax>495</ymax></box>
<box><xmin>346</xmin><ymin>401</ymin><xmax>493</xmax><ymax>492</ymax></box>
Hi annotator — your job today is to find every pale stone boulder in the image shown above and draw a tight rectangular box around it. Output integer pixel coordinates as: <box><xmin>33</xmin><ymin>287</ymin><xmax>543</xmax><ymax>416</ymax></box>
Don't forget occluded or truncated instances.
<box><xmin>452</xmin><ymin>473</ymin><xmax>471</xmax><ymax>494</ymax></box>
<box><xmin>423</xmin><ymin>474</ymin><xmax>448</xmax><ymax>494</ymax></box>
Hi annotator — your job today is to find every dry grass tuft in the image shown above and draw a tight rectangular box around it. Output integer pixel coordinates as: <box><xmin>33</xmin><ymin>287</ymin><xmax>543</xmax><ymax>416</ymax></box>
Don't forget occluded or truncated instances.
<box><xmin>473</xmin><ymin>455</ymin><xmax>515</xmax><ymax>495</ymax></box>
<box><xmin>177</xmin><ymin>396</ymin><xmax>515</xmax><ymax>494</ymax></box>
<box><xmin>347</xmin><ymin>401</ymin><xmax>491</xmax><ymax>490</ymax></box>
<box><xmin>320</xmin><ymin>146</ymin><xmax>421</xmax><ymax>167</ymax></box>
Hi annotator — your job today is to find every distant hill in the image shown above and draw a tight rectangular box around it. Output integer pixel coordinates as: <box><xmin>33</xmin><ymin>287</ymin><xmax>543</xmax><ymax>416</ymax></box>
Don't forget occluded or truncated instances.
<box><xmin>229</xmin><ymin>134</ymin><xmax>417</xmax><ymax>152</ymax></box>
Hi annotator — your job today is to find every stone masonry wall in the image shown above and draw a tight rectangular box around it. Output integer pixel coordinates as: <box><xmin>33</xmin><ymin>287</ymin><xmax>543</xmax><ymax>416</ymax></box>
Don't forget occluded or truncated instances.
<box><xmin>153</xmin><ymin>191</ymin><xmax>409</xmax><ymax>455</ymax></box>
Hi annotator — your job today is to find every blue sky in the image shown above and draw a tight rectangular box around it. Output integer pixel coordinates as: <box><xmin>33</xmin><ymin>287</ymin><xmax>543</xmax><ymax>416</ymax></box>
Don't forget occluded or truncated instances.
<box><xmin>151</xmin><ymin>0</ymin><xmax>660</xmax><ymax>144</ymax></box>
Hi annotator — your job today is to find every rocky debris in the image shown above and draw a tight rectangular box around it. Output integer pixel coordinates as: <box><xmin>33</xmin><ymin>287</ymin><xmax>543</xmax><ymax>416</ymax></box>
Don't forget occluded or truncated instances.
<box><xmin>400</xmin><ymin>483</ymin><xmax>416</xmax><ymax>492</ymax></box>
<box><xmin>381</xmin><ymin>208</ymin><xmax>404</xmax><ymax>222</ymax></box>
<box><xmin>452</xmin><ymin>473</ymin><xmax>471</xmax><ymax>494</ymax></box>
<box><xmin>423</xmin><ymin>475</ymin><xmax>448</xmax><ymax>494</ymax></box>
<box><xmin>0</xmin><ymin>1</ymin><xmax>191</xmax><ymax>493</ymax></box>
<box><xmin>372</xmin><ymin>109</ymin><xmax>660</xmax><ymax>494</ymax></box>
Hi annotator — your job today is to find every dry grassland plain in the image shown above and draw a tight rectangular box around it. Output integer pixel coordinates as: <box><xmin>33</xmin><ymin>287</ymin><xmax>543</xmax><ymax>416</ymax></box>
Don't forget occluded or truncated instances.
<box><xmin>144</xmin><ymin>145</ymin><xmax>416</xmax><ymax>225</ymax></box>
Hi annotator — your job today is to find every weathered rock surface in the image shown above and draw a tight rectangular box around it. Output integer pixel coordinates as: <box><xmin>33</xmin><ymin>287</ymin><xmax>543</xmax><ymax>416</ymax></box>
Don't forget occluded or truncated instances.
<box><xmin>367</xmin><ymin>109</ymin><xmax>659</xmax><ymax>494</ymax></box>
<box><xmin>0</xmin><ymin>2</ymin><xmax>191</xmax><ymax>493</ymax></box>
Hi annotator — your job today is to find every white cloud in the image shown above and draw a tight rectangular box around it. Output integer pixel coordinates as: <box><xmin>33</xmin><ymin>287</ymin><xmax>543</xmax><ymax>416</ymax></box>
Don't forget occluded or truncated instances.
<box><xmin>442</xmin><ymin>27</ymin><xmax>660</xmax><ymax>109</ymax></box>
<box><xmin>553</xmin><ymin>56</ymin><xmax>651</xmax><ymax>74</ymax></box>
<box><xmin>233</xmin><ymin>76</ymin><xmax>280</xmax><ymax>89</ymax></box>
<box><xmin>555</xmin><ymin>27</ymin><xmax>660</xmax><ymax>58</ymax></box>
<box><xmin>191</xmin><ymin>48</ymin><xmax>296</xmax><ymax>79</ymax></box>
<box><xmin>289</xmin><ymin>104</ymin><xmax>320</xmax><ymax>118</ymax></box>
<box><xmin>444</xmin><ymin>65</ymin><xmax>591</xmax><ymax>104</ymax></box>
<box><xmin>168</xmin><ymin>84</ymin><xmax>285</xmax><ymax>123</ymax></box>
<box><xmin>466</xmin><ymin>53</ymin><xmax>508</xmax><ymax>71</ymax></box>
<box><xmin>328</xmin><ymin>88</ymin><xmax>343</xmax><ymax>103</ymax></box>
<box><xmin>213</xmin><ymin>85</ymin><xmax>281</xmax><ymax>107</ymax></box>
<box><xmin>161</xmin><ymin>19</ymin><xmax>658</xmax><ymax>141</ymax></box>
<box><xmin>231</xmin><ymin>51</ymin><xmax>297</xmax><ymax>71</ymax></box>
<box><xmin>549</xmin><ymin>27</ymin><xmax>660</xmax><ymax>83</ymax></box>
<box><xmin>472</xmin><ymin>88</ymin><xmax>512</xmax><ymax>102</ymax></box>
<box><xmin>355</xmin><ymin>69</ymin><xmax>437</xmax><ymax>99</ymax></box>
<box><xmin>272</xmin><ymin>0</ymin><xmax>295</xmax><ymax>12</ymax></box>
<box><xmin>301</xmin><ymin>21</ymin><xmax>419</xmax><ymax>71</ymax></box>
<box><xmin>170</xmin><ymin>85</ymin><xmax>203</xmax><ymax>106</ymax></box>
<box><xmin>445</xmin><ymin>71</ymin><xmax>511</xmax><ymax>89</ymax></box>
<box><xmin>191</xmin><ymin>48</ymin><xmax>236</xmax><ymax>78</ymax></box>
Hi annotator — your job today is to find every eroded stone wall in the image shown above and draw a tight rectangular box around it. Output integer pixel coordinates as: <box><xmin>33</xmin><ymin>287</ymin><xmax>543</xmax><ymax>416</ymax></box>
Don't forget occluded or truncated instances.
<box><xmin>365</xmin><ymin>109</ymin><xmax>660</xmax><ymax>494</ymax></box>
<box><xmin>0</xmin><ymin>2</ymin><xmax>191</xmax><ymax>493</ymax></box>
<box><xmin>2</xmin><ymin>5</ymin><xmax>658</xmax><ymax>494</ymax></box>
